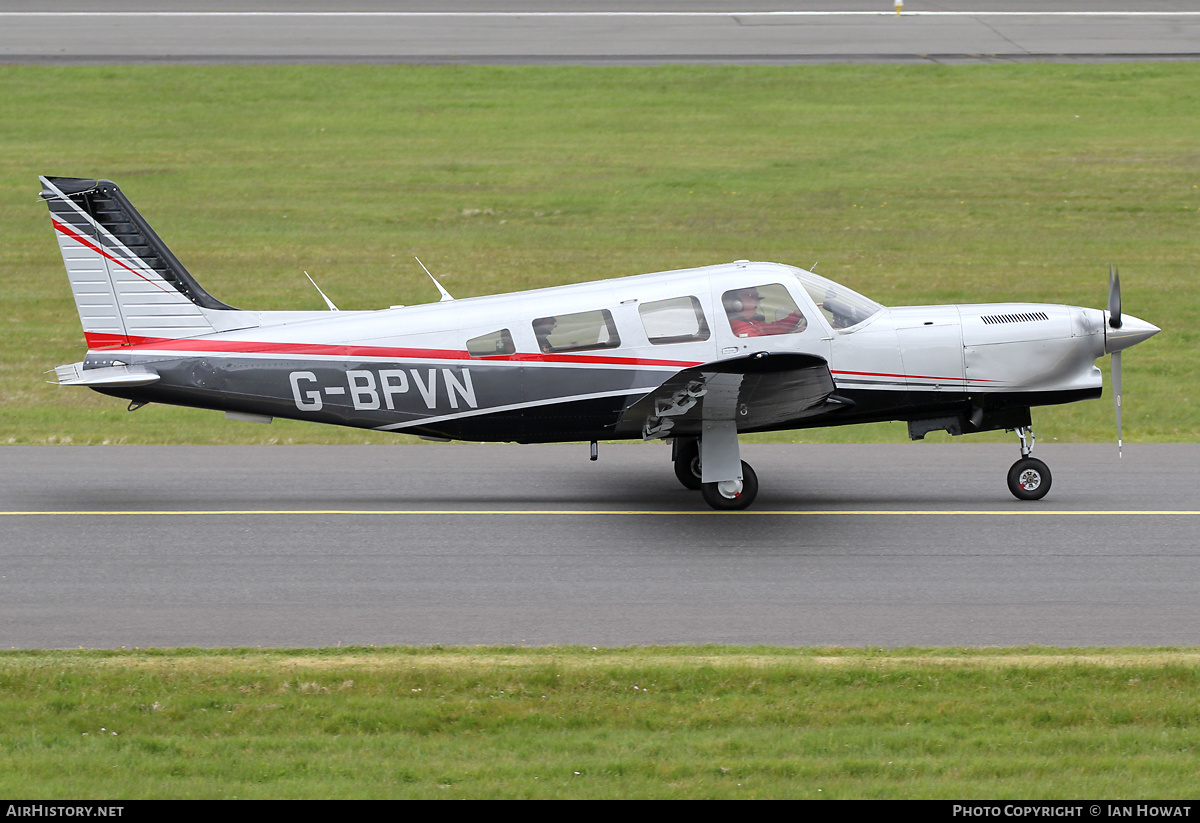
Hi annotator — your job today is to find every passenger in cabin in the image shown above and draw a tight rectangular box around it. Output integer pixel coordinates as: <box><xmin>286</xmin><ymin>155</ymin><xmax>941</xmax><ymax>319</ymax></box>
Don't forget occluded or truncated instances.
<box><xmin>533</xmin><ymin>316</ymin><xmax>558</xmax><ymax>353</ymax></box>
<box><xmin>723</xmin><ymin>288</ymin><xmax>807</xmax><ymax>337</ymax></box>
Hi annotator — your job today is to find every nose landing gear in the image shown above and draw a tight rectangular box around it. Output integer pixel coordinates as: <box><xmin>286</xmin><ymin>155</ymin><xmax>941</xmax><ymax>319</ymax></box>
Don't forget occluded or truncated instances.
<box><xmin>1007</xmin><ymin>425</ymin><xmax>1052</xmax><ymax>500</ymax></box>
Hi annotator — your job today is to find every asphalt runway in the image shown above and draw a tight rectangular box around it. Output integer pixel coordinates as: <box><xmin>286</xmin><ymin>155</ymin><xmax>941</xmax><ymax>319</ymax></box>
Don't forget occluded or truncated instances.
<box><xmin>3</xmin><ymin>0</ymin><xmax>1199</xmax><ymax>63</ymax></box>
<box><xmin>5</xmin><ymin>4</ymin><xmax>1196</xmax><ymax>649</ymax></box>
<box><xmin>2</xmin><ymin>443</ymin><xmax>1197</xmax><ymax>648</ymax></box>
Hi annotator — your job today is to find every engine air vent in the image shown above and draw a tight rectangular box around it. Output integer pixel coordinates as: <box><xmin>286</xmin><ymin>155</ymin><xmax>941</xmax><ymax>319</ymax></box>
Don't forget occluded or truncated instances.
<box><xmin>980</xmin><ymin>311</ymin><xmax>1050</xmax><ymax>325</ymax></box>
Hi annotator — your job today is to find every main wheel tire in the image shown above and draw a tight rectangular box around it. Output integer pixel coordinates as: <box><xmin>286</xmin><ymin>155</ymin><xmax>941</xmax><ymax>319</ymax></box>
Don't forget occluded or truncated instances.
<box><xmin>701</xmin><ymin>461</ymin><xmax>759</xmax><ymax>510</ymax></box>
<box><xmin>1007</xmin><ymin>457</ymin><xmax>1052</xmax><ymax>501</ymax></box>
<box><xmin>673</xmin><ymin>439</ymin><xmax>703</xmax><ymax>490</ymax></box>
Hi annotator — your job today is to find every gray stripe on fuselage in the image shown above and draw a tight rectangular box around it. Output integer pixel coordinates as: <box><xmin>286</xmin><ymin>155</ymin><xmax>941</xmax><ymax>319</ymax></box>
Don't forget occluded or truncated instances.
<box><xmin>371</xmin><ymin>388</ymin><xmax>641</xmax><ymax>432</ymax></box>
<box><xmin>84</xmin><ymin>351</ymin><xmax>671</xmax><ymax>433</ymax></box>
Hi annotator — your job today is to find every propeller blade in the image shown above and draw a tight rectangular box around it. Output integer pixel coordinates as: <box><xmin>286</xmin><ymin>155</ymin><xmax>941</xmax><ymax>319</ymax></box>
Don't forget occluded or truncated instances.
<box><xmin>1113</xmin><ymin>349</ymin><xmax>1123</xmax><ymax>458</ymax></box>
<box><xmin>1110</xmin><ymin>266</ymin><xmax>1122</xmax><ymax>456</ymax></box>
<box><xmin>1108</xmin><ymin>264</ymin><xmax>1122</xmax><ymax>329</ymax></box>
<box><xmin>1104</xmin><ymin>265</ymin><xmax>1159</xmax><ymax>457</ymax></box>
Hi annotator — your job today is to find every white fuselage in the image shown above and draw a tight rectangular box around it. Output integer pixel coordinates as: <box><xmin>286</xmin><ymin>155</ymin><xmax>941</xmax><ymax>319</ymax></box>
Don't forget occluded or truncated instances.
<box><xmin>70</xmin><ymin>261</ymin><xmax>1135</xmax><ymax>441</ymax></box>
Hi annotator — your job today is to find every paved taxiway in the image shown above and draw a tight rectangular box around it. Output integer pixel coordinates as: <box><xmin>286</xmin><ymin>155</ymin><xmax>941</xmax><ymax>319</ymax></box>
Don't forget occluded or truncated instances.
<box><xmin>3</xmin><ymin>0</ymin><xmax>1199</xmax><ymax>63</ymax></box>
<box><xmin>2</xmin><ymin>444</ymin><xmax>1197</xmax><ymax>648</ymax></box>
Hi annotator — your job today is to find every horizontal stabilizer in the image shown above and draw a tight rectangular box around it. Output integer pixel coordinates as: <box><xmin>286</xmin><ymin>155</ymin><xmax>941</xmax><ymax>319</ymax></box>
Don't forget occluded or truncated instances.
<box><xmin>54</xmin><ymin>362</ymin><xmax>160</xmax><ymax>387</ymax></box>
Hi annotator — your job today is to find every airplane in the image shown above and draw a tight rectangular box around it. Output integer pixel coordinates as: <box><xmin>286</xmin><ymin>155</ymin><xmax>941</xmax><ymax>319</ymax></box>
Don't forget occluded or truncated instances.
<box><xmin>40</xmin><ymin>175</ymin><xmax>1160</xmax><ymax>510</ymax></box>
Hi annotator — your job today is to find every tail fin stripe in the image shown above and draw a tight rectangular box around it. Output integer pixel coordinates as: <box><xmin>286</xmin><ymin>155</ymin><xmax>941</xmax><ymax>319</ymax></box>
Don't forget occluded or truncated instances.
<box><xmin>43</xmin><ymin>177</ymin><xmax>237</xmax><ymax>312</ymax></box>
<box><xmin>44</xmin><ymin>180</ymin><xmax>161</xmax><ymax>279</ymax></box>
<box><xmin>52</xmin><ymin>217</ymin><xmax>171</xmax><ymax>295</ymax></box>
<box><xmin>43</xmin><ymin>176</ymin><xmax>249</xmax><ymax>346</ymax></box>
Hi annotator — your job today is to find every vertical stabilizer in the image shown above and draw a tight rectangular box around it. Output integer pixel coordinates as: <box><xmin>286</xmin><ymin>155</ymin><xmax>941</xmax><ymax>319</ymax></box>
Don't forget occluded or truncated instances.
<box><xmin>40</xmin><ymin>176</ymin><xmax>238</xmax><ymax>348</ymax></box>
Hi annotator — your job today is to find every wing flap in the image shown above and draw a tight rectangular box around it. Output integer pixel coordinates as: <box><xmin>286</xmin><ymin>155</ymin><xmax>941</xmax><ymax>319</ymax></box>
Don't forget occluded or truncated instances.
<box><xmin>617</xmin><ymin>351</ymin><xmax>841</xmax><ymax>439</ymax></box>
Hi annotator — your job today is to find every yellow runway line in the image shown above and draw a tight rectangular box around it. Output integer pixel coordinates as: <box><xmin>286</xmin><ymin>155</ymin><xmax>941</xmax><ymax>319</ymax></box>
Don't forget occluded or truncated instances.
<box><xmin>2</xmin><ymin>510</ymin><xmax>1199</xmax><ymax>517</ymax></box>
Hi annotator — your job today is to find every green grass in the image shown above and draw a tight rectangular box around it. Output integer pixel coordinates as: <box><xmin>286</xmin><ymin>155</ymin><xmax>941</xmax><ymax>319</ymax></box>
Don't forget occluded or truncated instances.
<box><xmin>1</xmin><ymin>64</ymin><xmax>1196</xmax><ymax>444</ymax></box>
<box><xmin>2</xmin><ymin>646</ymin><xmax>1199</xmax><ymax>799</ymax></box>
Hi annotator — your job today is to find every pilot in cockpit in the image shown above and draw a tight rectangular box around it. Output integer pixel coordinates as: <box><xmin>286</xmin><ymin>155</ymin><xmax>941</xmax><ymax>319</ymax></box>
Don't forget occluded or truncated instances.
<box><xmin>724</xmin><ymin>287</ymin><xmax>806</xmax><ymax>337</ymax></box>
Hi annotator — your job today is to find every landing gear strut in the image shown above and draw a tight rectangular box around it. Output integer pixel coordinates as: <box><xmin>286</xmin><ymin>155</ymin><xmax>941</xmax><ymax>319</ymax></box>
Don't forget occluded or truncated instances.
<box><xmin>671</xmin><ymin>431</ymin><xmax>760</xmax><ymax>510</ymax></box>
<box><xmin>1007</xmin><ymin>425</ymin><xmax>1051</xmax><ymax>501</ymax></box>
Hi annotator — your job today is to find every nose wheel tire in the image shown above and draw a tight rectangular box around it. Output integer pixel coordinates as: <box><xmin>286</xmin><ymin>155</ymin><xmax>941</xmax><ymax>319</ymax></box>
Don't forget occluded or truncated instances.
<box><xmin>701</xmin><ymin>461</ymin><xmax>759</xmax><ymax>510</ymax></box>
<box><xmin>1007</xmin><ymin>457</ymin><xmax>1051</xmax><ymax>501</ymax></box>
<box><xmin>673</xmin><ymin>439</ymin><xmax>703</xmax><ymax>490</ymax></box>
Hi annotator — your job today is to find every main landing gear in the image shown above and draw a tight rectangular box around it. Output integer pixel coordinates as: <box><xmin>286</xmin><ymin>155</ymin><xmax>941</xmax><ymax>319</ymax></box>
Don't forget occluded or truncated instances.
<box><xmin>1007</xmin><ymin>425</ymin><xmax>1052</xmax><ymax>501</ymax></box>
<box><xmin>672</xmin><ymin>438</ymin><xmax>703</xmax><ymax>490</ymax></box>
<box><xmin>702</xmin><ymin>462</ymin><xmax>759</xmax><ymax>510</ymax></box>
<box><xmin>672</xmin><ymin>436</ymin><xmax>759</xmax><ymax>510</ymax></box>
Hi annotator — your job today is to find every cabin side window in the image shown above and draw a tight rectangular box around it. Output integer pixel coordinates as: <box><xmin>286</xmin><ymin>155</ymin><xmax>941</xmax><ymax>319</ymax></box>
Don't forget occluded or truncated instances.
<box><xmin>532</xmin><ymin>309</ymin><xmax>621</xmax><ymax>353</ymax></box>
<box><xmin>721</xmin><ymin>283</ymin><xmax>807</xmax><ymax>338</ymax></box>
<box><xmin>638</xmin><ymin>296</ymin><xmax>710</xmax><ymax>345</ymax></box>
<box><xmin>466</xmin><ymin>329</ymin><xmax>516</xmax><ymax>357</ymax></box>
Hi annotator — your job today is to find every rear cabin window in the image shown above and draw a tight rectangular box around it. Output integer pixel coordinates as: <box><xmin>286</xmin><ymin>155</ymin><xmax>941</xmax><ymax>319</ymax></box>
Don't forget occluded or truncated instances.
<box><xmin>466</xmin><ymin>328</ymin><xmax>516</xmax><ymax>357</ymax></box>
<box><xmin>533</xmin><ymin>309</ymin><xmax>621</xmax><ymax>353</ymax></box>
<box><xmin>721</xmin><ymin>283</ymin><xmax>808</xmax><ymax>338</ymax></box>
<box><xmin>638</xmin><ymin>296</ymin><xmax>710</xmax><ymax>345</ymax></box>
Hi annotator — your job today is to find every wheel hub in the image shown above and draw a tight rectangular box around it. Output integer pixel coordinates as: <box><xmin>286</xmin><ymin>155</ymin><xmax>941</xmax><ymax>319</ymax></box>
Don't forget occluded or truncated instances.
<box><xmin>716</xmin><ymin>479</ymin><xmax>743</xmax><ymax>499</ymax></box>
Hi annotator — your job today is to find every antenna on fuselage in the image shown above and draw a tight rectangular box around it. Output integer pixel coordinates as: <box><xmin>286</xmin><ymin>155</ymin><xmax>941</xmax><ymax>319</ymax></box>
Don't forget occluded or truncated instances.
<box><xmin>303</xmin><ymin>271</ymin><xmax>339</xmax><ymax>311</ymax></box>
<box><xmin>416</xmin><ymin>257</ymin><xmax>454</xmax><ymax>302</ymax></box>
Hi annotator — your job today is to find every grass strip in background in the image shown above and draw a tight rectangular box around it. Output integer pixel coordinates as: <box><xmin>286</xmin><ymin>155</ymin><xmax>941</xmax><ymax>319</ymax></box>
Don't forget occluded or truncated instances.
<box><xmin>2</xmin><ymin>646</ymin><xmax>1199</xmax><ymax>799</ymax></box>
<box><xmin>1</xmin><ymin>63</ymin><xmax>1196</xmax><ymax>444</ymax></box>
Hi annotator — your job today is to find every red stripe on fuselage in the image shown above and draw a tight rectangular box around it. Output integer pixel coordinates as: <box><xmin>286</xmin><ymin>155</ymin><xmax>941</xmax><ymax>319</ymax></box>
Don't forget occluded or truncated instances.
<box><xmin>92</xmin><ymin>335</ymin><xmax>703</xmax><ymax>369</ymax></box>
<box><xmin>832</xmin><ymin>368</ymin><xmax>1002</xmax><ymax>384</ymax></box>
<box><xmin>85</xmin><ymin>341</ymin><xmax>999</xmax><ymax>380</ymax></box>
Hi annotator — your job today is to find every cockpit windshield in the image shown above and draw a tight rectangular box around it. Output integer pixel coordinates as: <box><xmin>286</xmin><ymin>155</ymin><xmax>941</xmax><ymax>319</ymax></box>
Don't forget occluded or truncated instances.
<box><xmin>791</xmin><ymin>268</ymin><xmax>883</xmax><ymax>330</ymax></box>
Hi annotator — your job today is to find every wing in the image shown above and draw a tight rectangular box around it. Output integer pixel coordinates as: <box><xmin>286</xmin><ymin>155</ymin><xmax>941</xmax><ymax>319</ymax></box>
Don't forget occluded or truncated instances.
<box><xmin>616</xmin><ymin>351</ymin><xmax>849</xmax><ymax>439</ymax></box>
